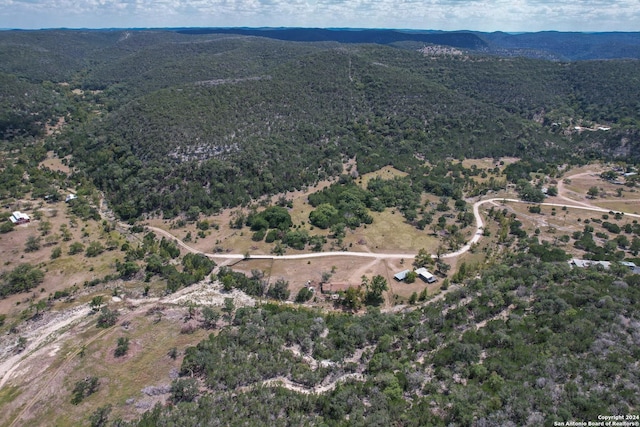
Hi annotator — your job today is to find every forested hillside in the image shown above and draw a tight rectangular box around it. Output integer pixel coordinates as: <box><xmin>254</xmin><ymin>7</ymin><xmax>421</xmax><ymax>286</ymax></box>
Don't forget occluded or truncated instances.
<box><xmin>115</xmin><ymin>253</ymin><xmax>639</xmax><ymax>426</ymax></box>
<box><xmin>1</xmin><ymin>29</ymin><xmax>640</xmax><ymax>219</ymax></box>
<box><xmin>2</xmin><ymin>29</ymin><xmax>640</xmax><ymax>427</ymax></box>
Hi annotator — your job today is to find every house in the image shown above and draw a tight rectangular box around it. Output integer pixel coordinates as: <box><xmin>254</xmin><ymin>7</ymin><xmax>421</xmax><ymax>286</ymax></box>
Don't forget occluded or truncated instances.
<box><xmin>569</xmin><ymin>259</ymin><xmax>611</xmax><ymax>269</ymax></box>
<box><xmin>9</xmin><ymin>211</ymin><xmax>30</xmax><ymax>225</ymax></box>
<box><xmin>570</xmin><ymin>259</ymin><xmax>640</xmax><ymax>274</ymax></box>
<box><xmin>394</xmin><ymin>269</ymin><xmax>411</xmax><ymax>281</ymax></box>
<box><xmin>65</xmin><ymin>194</ymin><xmax>77</xmax><ymax>202</ymax></box>
<box><xmin>415</xmin><ymin>267</ymin><xmax>436</xmax><ymax>283</ymax></box>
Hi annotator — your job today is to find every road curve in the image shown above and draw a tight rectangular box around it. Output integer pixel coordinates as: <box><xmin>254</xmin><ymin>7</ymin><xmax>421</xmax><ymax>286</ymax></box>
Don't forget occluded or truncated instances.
<box><xmin>142</xmin><ymin>197</ymin><xmax>640</xmax><ymax>263</ymax></box>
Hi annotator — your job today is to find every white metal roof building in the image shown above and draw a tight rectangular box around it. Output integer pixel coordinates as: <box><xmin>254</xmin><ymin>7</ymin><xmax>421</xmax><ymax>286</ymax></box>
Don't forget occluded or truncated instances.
<box><xmin>9</xmin><ymin>211</ymin><xmax>30</xmax><ymax>224</ymax></box>
<box><xmin>415</xmin><ymin>267</ymin><xmax>436</xmax><ymax>283</ymax></box>
<box><xmin>394</xmin><ymin>269</ymin><xmax>411</xmax><ymax>281</ymax></box>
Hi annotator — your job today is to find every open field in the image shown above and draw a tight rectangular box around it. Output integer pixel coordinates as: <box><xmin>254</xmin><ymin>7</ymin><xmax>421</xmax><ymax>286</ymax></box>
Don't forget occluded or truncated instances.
<box><xmin>0</xmin><ymin>199</ymin><xmax>129</xmax><ymax>316</ymax></box>
<box><xmin>356</xmin><ymin>165</ymin><xmax>408</xmax><ymax>188</ymax></box>
<box><xmin>460</xmin><ymin>156</ymin><xmax>520</xmax><ymax>171</ymax></box>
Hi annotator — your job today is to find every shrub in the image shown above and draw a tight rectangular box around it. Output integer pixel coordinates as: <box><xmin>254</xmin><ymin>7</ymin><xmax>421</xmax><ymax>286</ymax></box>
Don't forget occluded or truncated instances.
<box><xmin>85</xmin><ymin>241</ymin><xmax>105</xmax><ymax>257</ymax></box>
<box><xmin>170</xmin><ymin>378</ymin><xmax>199</xmax><ymax>403</ymax></box>
<box><xmin>69</xmin><ymin>242</ymin><xmax>84</xmax><ymax>255</ymax></box>
<box><xmin>97</xmin><ymin>307</ymin><xmax>119</xmax><ymax>328</ymax></box>
<box><xmin>71</xmin><ymin>376</ymin><xmax>99</xmax><ymax>404</ymax></box>
<box><xmin>0</xmin><ymin>264</ymin><xmax>45</xmax><ymax>297</ymax></box>
<box><xmin>295</xmin><ymin>287</ymin><xmax>313</xmax><ymax>303</ymax></box>
<box><xmin>114</xmin><ymin>337</ymin><xmax>130</xmax><ymax>357</ymax></box>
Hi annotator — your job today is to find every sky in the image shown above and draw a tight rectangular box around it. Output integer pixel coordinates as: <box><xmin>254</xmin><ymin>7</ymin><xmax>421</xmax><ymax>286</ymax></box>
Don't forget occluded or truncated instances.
<box><xmin>0</xmin><ymin>0</ymin><xmax>639</xmax><ymax>32</ymax></box>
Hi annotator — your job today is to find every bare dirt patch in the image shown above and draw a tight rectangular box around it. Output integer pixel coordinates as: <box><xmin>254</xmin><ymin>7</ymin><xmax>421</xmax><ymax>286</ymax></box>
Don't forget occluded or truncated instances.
<box><xmin>0</xmin><ymin>276</ymin><xmax>255</xmax><ymax>426</ymax></box>
<box><xmin>461</xmin><ymin>156</ymin><xmax>519</xmax><ymax>171</ymax></box>
<box><xmin>357</xmin><ymin>165</ymin><xmax>408</xmax><ymax>188</ymax></box>
<box><xmin>39</xmin><ymin>151</ymin><xmax>71</xmax><ymax>175</ymax></box>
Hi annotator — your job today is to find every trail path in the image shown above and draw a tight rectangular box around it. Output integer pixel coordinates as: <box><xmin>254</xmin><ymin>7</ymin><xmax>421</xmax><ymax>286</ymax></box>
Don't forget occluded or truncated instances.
<box><xmin>555</xmin><ymin>171</ymin><xmax>599</xmax><ymax>208</ymax></box>
<box><xmin>97</xmin><ymin>168</ymin><xmax>640</xmax><ymax>264</ymax></box>
<box><xmin>137</xmin><ymin>197</ymin><xmax>640</xmax><ymax>263</ymax></box>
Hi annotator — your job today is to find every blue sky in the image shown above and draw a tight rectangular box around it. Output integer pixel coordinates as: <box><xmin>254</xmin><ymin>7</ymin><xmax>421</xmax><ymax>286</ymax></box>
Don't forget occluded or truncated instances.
<box><xmin>1</xmin><ymin>0</ymin><xmax>639</xmax><ymax>32</ymax></box>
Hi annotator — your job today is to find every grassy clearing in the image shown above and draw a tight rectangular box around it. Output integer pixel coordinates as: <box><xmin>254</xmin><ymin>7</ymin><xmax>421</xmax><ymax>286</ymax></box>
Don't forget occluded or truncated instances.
<box><xmin>591</xmin><ymin>199</ymin><xmax>640</xmax><ymax>214</ymax></box>
<box><xmin>460</xmin><ymin>156</ymin><xmax>519</xmax><ymax>176</ymax></box>
<box><xmin>0</xmin><ymin>385</ymin><xmax>22</xmax><ymax>426</ymax></box>
<box><xmin>346</xmin><ymin>210</ymin><xmax>438</xmax><ymax>253</ymax></box>
<box><xmin>43</xmin><ymin>310</ymin><xmax>209</xmax><ymax>425</ymax></box>
<box><xmin>357</xmin><ymin>165</ymin><xmax>408</xmax><ymax>188</ymax></box>
<box><xmin>0</xmin><ymin>385</ymin><xmax>21</xmax><ymax>409</ymax></box>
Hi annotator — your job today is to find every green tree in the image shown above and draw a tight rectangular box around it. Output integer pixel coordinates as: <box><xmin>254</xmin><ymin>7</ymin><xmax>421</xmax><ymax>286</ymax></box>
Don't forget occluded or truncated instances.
<box><xmin>25</xmin><ymin>235</ymin><xmax>41</xmax><ymax>252</ymax></box>
<box><xmin>89</xmin><ymin>295</ymin><xmax>104</xmax><ymax>311</ymax></box>
<box><xmin>309</xmin><ymin>203</ymin><xmax>339</xmax><ymax>229</ymax></box>
<box><xmin>413</xmin><ymin>248</ymin><xmax>434</xmax><ymax>268</ymax></box>
<box><xmin>32</xmin><ymin>299</ymin><xmax>48</xmax><ymax>316</ymax></box>
<box><xmin>587</xmin><ymin>186</ymin><xmax>599</xmax><ymax>198</ymax></box>
<box><xmin>38</xmin><ymin>220</ymin><xmax>52</xmax><ymax>236</ymax></box>
<box><xmin>330</xmin><ymin>222</ymin><xmax>346</xmax><ymax>240</ymax></box>
<box><xmin>60</xmin><ymin>224</ymin><xmax>72</xmax><ymax>241</ymax></box>
<box><xmin>405</xmin><ymin>271</ymin><xmax>417</xmax><ymax>283</ymax></box>
<box><xmin>114</xmin><ymin>337</ymin><xmax>130</xmax><ymax>357</ymax></box>
<box><xmin>221</xmin><ymin>273</ymin><xmax>236</xmax><ymax>292</ymax></box>
<box><xmin>88</xmin><ymin>405</ymin><xmax>112</xmax><ymax>427</ymax></box>
<box><xmin>50</xmin><ymin>246</ymin><xmax>62</xmax><ymax>259</ymax></box>
<box><xmin>71</xmin><ymin>376</ymin><xmax>100</xmax><ymax>404</ymax></box>
<box><xmin>170</xmin><ymin>378</ymin><xmax>199</xmax><ymax>403</ymax></box>
<box><xmin>408</xmin><ymin>291</ymin><xmax>418</xmax><ymax>304</ymax></box>
<box><xmin>1</xmin><ymin>263</ymin><xmax>45</xmax><ymax>297</ymax></box>
<box><xmin>365</xmin><ymin>275</ymin><xmax>388</xmax><ymax>305</ymax></box>
<box><xmin>222</xmin><ymin>298</ymin><xmax>235</xmax><ymax>322</ymax></box>
<box><xmin>295</xmin><ymin>287</ymin><xmax>314</xmax><ymax>303</ymax></box>
<box><xmin>68</xmin><ymin>241</ymin><xmax>84</xmax><ymax>255</ymax></box>
<box><xmin>436</xmin><ymin>260</ymin><xmax>451</xmax><ymax>275</ymax></box>
<box><xmin>343</xmin><ymin>286</ymin><xmax>363</xmax><ymax>311</ymax></box>
<box><xmin>97</xmin><ymin>307</ymin><xmax>119</xmax><ymax>328</ymax></box>
<box><xmin>85</xmin><ymin>241</ymin><xmax>105</xmax><ymax>257</ymax></box>
<box><xmin>186</xmin><ymin>206</ymin><xmax>201</xmax><ymax>221</ymax></box>
<box><xmin>0</xmin><ymin>221</ymin><xmax>15</xmax><ymax>233</ymax></box>
<box><xmin>267</xmin><ymin>279</ymin><xmax>290</xmax><ymax>301</ymax></box>
<box><xmin>201</xmin><ymin>306</ymin><xmax>220</xmax><ymax>329</ymax></box>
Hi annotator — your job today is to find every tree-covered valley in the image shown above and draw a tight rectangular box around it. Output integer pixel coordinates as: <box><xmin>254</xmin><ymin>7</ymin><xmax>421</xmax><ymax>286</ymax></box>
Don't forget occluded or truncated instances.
<box><xmin>1</xmin><ymin>30</ymin><xmax>640</xmax><ymax>219</ymax></box>
<box><xmin>1</xmin><ymin>29</ymin><xmax>640</xmax><ymax>426</ymax></box>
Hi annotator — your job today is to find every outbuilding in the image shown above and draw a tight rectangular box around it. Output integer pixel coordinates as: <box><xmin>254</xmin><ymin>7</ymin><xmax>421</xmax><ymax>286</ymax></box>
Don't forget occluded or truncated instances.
<box><xmin>9</xmin><ymin>211</ymin><xmax>30</xmax><ymax>225</ymax></box>
<box><xmin>415</xmin><ymin>267</ymin><xmax>436</xmax><ymax>283</ymax></box>
<box><xmin>394</xmin><ymin>269</ymin><xmax>411</xmax><ymax>281</ymax></box>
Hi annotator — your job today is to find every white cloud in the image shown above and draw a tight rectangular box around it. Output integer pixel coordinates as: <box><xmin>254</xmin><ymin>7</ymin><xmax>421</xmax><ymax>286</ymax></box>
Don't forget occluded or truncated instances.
<box><xmin>1</xmin><ymin>0</ymin><xmax>639</xmax><ymax>31</ymax></box>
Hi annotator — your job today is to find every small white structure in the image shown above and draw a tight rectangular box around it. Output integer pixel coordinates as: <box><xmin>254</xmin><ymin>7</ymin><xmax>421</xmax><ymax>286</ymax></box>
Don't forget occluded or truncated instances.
<box><xmin>415</xmin><ymin>267</ymin><xmax>436</xmax><ymax>283</ymax></box>
<box><xmin>9</xmin><ymin>211</ymin><xmax>30</xmax><ymax>225</ymax></box>
<box><xmin>570</xmin><ymin>259</ymin><xmax>640</xmax><ymax>274</ymax></box>
<box><xmin>65</xmin><ymin>194</ymin><xmax>77</xmax><ymax>202</ymax></box>
<box><xmin>569</xmin><ymin>259</ymin><xmax>611</xmax><ymax>269</ymax></box>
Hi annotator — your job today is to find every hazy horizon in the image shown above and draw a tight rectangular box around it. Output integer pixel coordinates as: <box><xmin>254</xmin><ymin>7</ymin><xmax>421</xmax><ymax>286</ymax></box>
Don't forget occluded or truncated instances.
<box><xmin>1</xmin><ymin>0</ymin><xmax>639</xmax><ymax>33</ymax></box>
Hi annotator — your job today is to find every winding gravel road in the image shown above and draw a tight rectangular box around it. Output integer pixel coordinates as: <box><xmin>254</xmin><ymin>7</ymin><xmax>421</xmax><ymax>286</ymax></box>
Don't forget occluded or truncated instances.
<box><xmin>144</xmin><ymin>197</ymin><xmax>640</xmax><ymax>263</ymax></box>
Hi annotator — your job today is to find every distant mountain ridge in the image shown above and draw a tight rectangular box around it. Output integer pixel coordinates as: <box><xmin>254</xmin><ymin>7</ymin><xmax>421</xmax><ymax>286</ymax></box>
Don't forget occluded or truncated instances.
<box><xmin>176</xmin><ymin>27</ymin><xmax>489</xmax><ymax>50</ymax></box>
<box><xmin>176</xmin><ymin>27</ymin><xmax>640</xmax><ymax>61</ymax></box>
